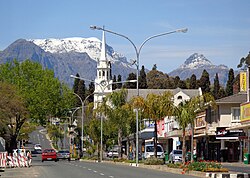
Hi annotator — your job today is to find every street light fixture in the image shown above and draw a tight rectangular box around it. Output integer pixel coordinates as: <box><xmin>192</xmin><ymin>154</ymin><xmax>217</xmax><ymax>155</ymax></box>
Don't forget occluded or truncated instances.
<box><xmin>70</xmin><ymin>75</ymin><xmax>136</xmax><ymax>162</ymax></box>
<box><xmin>90</xmin><ymin>25</ymin><xmax>188</xmax><ymax>166</ymax></box>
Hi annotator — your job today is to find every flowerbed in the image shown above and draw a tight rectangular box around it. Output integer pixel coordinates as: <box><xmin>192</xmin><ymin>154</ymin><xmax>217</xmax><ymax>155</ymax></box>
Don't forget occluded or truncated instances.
<box><xmin>167</xmin><ymin>161</ymin><xmax>228</xmax><ymax>172</ymax></box>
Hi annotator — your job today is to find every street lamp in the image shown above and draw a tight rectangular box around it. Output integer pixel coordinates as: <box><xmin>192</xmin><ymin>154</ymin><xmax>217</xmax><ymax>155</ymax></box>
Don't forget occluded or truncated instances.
<box><xmin>72</xmin><ymin>93</ymin><xmax>84</xmax><ymax>155</ymax></box>
<box><xmin>70</xmin><ymin>75</ymin><xmax>136</xmax><ymax>162</ymax></box>
<box><xmin>90</xmin><ymin>25</ymin><xmax>188</xmax><ymax>166</ymax></box>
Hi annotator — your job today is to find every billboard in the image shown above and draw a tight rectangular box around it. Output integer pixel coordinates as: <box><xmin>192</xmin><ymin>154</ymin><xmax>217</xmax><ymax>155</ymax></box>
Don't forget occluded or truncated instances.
<box><xmin>241</xmin><ymin>102</ymin><xmax>250</xmax><ymax>122</ymax></box>
<box><xmin>240</xmin><ymin>72</ymin><xmax>247</xmax><ymax>92</ymax></box>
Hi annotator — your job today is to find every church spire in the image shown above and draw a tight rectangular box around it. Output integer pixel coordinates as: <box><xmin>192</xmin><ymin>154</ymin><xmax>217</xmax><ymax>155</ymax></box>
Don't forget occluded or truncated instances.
<box><xmin>100</xmin><ymin>29</ymin><xmax>106</xmax><ymax>61</ymax></box>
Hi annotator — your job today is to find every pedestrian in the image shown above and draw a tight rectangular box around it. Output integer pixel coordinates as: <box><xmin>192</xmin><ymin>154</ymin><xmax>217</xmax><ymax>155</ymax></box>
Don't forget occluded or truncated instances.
<box><xmin>27</xmin><ymin>150</ymin><xmax>32</xmax><ymax>167</ymax></box>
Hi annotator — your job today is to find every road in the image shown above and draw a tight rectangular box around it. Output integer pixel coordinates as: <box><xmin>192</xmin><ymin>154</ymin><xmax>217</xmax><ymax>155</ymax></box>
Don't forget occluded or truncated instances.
<box><xmin>1</xmin><ymin>127</ymin><xmax>195</xmax><ymax>178</ymax></box>
<box><xmin>3</xmin><ymin>127</ymin><xmax>250</xmax><ymax>177</ymax></box>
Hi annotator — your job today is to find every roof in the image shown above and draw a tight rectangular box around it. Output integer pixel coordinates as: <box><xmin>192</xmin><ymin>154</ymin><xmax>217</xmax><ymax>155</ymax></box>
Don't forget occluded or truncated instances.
<box><xmin>216</xmin><ymin>92</ymin><xmax>247</xmax><ymax>104</ymax></box>
<box><xmin>122</xmin><ymin>88</ymin><xmax>201</xmax><ymax>101</ymax></box>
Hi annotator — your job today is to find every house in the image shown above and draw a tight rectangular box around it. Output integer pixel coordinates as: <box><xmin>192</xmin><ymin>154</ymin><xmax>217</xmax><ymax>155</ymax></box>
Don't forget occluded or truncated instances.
<box><xmin>193</xmin><ymin>92</ymin><xmax>247</xmax><ymax>162</ymax></box>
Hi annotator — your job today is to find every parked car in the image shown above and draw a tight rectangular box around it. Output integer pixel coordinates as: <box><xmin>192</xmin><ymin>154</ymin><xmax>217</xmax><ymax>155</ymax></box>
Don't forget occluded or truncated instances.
<box><xmin>169</xmin><ymin>150</ymin><xmax>182</xmax><ymax>163</ymax></box>
<box><xmin>107</xmin><ymin>150</ymin><xmax>119</xmax><ymax>158</ymax></box>
<box><xmin>143</xmin><ymin>144</ymin><xmax>165</xmax><ymax>160</ymax></box>
<box><xmin>57</xmin><ymin>150</ymin><xmax>70</xmax><ymax>161</ymax></box>
<box><xmin>42</xmin><ymin>148</ymin><xmax>58</xmax><ymax>162</ymax></box>
<box><xmin>34</xmin><ymin>144</ymin><xmax>41</xmax><ymax>150</ymax></box>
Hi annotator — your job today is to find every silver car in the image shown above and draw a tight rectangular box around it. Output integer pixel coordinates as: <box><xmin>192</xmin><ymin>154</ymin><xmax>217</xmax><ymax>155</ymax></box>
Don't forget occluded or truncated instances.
<box><xmin>169</xmin><ymin>150</ymin><xmax>182</xmax><ymax>163</ymax></box>
<box><xmin>57</xmin><ymin>150</ymin><xmax>70</xmax><ymax>161</ymax></box>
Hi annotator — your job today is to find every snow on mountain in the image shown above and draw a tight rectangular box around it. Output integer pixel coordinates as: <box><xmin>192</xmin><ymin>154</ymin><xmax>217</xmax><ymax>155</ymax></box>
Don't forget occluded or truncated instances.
<box><xmin>180</xmin><ymin>53</ymin><xmax>212</xmax><ymax>69</ymax></box>
<box><xmin>28</xmin><ymin>37</ymin><xmax>130</xmax><ymax>67</ymax></box>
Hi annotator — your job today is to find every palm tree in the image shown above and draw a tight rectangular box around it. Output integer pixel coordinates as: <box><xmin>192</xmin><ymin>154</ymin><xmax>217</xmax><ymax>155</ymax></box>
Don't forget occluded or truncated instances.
<box><xmin>143</xmin><ymin>91</ymin><xmax>174</xmax><ymax>158</ymax></box>
<box><xmin>175</xmin><ymin>93</ymin><xmax>215</xmax><ymax>164</ymax></box>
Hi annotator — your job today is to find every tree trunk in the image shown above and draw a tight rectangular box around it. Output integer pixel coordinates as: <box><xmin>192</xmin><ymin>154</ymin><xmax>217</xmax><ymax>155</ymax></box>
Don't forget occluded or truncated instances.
<box><xmin>154</xmin><ymin>120</ymin><xmax>158</xmax><ymax>158</ymax></box>
<box><xmin>182</xmin><ymin>129</ymin><xmax>186</xmax><ymax>164</ymax></box>
<box><xmin>118</xmin><ymin>128</ymin><xmax>122</xmax><ymax>159</ymax></box>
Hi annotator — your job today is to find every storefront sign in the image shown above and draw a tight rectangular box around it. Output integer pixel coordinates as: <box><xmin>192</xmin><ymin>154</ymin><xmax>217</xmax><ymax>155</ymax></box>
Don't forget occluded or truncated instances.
<box><xmin>216</xmin><ymin>127</ymin><xmax>244</xmax><ymax>139</ymax></box>
<box><xmin>241</xmin><ymin>102</ymin><xmax>250</xmax><ymax>122</ymax></box>
<box><xmin>240</xmin><ymin>72</ymin><xmax>247</xmax><ymax>92</ymax></box>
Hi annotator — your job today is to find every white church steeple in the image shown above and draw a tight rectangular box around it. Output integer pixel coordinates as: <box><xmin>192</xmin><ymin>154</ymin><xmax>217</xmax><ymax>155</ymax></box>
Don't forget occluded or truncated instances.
<box><xmin>94</xmin><ymin>29</ymin><xmax>113</xmax><ymax>108</ymax></box>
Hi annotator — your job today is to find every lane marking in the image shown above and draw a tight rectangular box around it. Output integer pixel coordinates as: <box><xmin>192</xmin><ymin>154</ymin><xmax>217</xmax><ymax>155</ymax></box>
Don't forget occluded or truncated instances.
<box><xmin>100</xmin><ymin>173</ymin><xmax>105</xmax><ymax>176</ymax></box>
<box><xmin>88</xmin><ymin>168</ymin><xmax>92</xmax><ymax>171</ymax></box>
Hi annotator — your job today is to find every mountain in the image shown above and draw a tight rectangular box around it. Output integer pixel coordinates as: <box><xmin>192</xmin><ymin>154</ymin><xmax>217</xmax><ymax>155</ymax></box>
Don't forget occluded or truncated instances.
<box><xmin>0</xmin><ymin>38</ymin><xmax>136</xmax><ymax>86</ymax></box>
<box><xmin>168</xmin><ymin>53</ymin><xmax>232</xmax><ymax>86</ymax></box>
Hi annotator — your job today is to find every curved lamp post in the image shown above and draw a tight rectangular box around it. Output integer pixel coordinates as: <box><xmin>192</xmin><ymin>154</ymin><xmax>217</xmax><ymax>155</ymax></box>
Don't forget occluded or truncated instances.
<box><xmin>70</xmin><ymin>75</ymin><xmax>136</xmax><ymax>162</ymax></box>
<box><xmin>90</xmin><ymin>26</ymin><xmax>188</xmax><ymax>165</ymax></box>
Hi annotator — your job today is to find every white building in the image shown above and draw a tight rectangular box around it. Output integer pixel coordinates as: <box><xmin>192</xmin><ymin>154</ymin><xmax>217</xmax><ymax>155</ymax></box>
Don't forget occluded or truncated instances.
<box><xmin>94</xmin><ymin>30</ymin><xmax>113</xmax><ymax>109</ymax></box>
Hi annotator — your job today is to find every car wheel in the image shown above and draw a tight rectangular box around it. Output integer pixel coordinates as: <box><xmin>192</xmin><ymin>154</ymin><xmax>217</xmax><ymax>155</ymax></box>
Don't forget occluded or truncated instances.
<box><xmin>42</xmin><ymin>160</ymin><xmax>44</xmax><ymax>162</ymax></box>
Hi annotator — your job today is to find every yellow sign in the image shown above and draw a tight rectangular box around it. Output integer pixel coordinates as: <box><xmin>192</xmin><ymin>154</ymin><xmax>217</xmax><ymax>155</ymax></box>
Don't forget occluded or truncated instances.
<box><xmin>241</xmin><ymin>102</ymin><xmax>250</xmax><ymax>122</ymax></box>
<box><xmin>240</xmin><ymin>72</ymin><xmax>247</xmax><ymax>92</ymax></box>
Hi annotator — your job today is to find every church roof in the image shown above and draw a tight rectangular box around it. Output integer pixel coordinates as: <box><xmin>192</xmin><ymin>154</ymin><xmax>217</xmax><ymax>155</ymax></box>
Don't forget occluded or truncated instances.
<box><xmin>115</xmin><ymin>88</ymin><xmax>202</xmax><ymax>101</ymax></box>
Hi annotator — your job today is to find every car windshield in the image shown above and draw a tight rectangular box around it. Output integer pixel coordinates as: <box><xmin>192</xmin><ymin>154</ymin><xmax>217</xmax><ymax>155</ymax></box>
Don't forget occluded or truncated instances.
<box><xmin>146</xmin><ymin>146</ymin><xmax>163</xmax><ymax>152</ymax></box>
<box><xmin>43</xmin><ymin>149</ymin><xmax>55</xmax><ymax>153</ymax></box>
<box><xmin>173</xmin><ymin>150</ymin><xmax>182</xmax><ymax>154</ymax></box>
<box><xmin>58</xmin><ymin>150</ymin><xmax>69</xmax><ymax>153</ymax></box>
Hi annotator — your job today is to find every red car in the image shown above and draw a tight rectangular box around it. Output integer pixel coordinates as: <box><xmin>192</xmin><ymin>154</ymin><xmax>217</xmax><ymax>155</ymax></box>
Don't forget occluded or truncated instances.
<box><xmin>42</xmin><ymin>149</ymin><xmax>58</xmax><ymax>162</ymax></box>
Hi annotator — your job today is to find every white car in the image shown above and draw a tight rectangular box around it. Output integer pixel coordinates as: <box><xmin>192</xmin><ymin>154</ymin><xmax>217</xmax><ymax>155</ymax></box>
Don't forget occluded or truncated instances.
<box><xmin>107</xmin><ymin>150</ymin><xmax>119</xmax><ymax>158</ymax></box>
<box><xmin>143</xmin><ymin>144</ymin><xmax>165</xmax><ymax>159</ymax></box>
<box><xmin>34</xmin><ymin>144</ymin><xmax>42</xmax><ymax>150</ymax></box>
<box><xmin>169</xmin><ymin>150</ymin><xmax>182</xmax><ymax>163</ymax></box>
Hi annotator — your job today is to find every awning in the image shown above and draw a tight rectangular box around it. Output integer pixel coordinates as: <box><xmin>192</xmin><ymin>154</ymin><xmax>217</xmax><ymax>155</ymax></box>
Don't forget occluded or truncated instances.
<box><xmin>226</xmin><ymin>124</ymin><xmax>250</xmax><ymax>130</ymax></box>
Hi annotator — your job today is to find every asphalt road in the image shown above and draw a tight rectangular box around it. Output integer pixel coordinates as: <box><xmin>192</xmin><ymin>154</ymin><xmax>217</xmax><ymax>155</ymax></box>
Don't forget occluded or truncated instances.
<box><xmin>3</xmin><ymin>127</ymin><xmax>250</xmax><ymax>177</ymax></box>
<box><xmin>1</xmin><ymin>127</ymin><xmax>195</xmax><ymax>178</ymax></box>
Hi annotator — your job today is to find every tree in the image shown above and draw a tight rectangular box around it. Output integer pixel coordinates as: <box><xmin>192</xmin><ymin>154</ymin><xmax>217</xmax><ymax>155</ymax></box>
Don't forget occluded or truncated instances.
<box><xmin>101</xmin><ymin>89</ymin><xmax>133</xmax><ymax>158</ymax></box>
<box><xmin>233</xmin><ymin>74</ymin><xmax>240</xmax><ymax>94</ymax></box>
<box><xmin>213</xmin><ymin>73</ymin><xmax>220</xmax><ymax>99</ymax></box>
<box><xmin>175</xmin><ymin>93</ymin><xmax>215</xmax><ymax>164</ymax></box>
<box><xmin>146</xmin><ymin>69</ymin><xmax>169</xmax><ymax>89</ymax></box>
<box><xmin>139</xmin><ymin>65</ymin><xmax>148</xmax><ymax>89</ymax></box>
<box><xmin>125</xmin><ymin>73</ymin><xmax>136</xmax><ymax>89</ymax></box>
<box><xmin>152</xmin><ymin>64</ymin><xmax>157</xmax><ymax>70</ymax></box>
<box><xmin>112</xmin><ymin>75</ymin><xmax>117</xmax><ymax>90</ymax></box>
<box><xmin>0</xmin><ymin>60</ymin><xmax>74</xmax><ymax>150</ymax></box>
<box><xmin>87</xmin><ymin>82</ymin><xmax>95</xmax><ymax>103</ymax></box>
<box><xmin>77</xmin><ymin>79</ymin><xmax>86</xmax><ymax>106</ymax></box>
<box><xmin>237</xmin><ymin>52</ymin><xmax>250</xmax><ymax>69</ymax></box>
<box><xmin>0</xmin><ymin>82</ymin><xmax>28</xmax><ymax>152</ymax></box>
<box><xmin>225</xmin><ymin>68</ymin><xmax>234</xmax><ymax>96</ymax></box>
<box><xmin>73</xmin><ymin>73</ymin><xmax>80</xmax><ymax>94</ymax></box>
<box><xmin>143</xmin><ymin>91</ymin><xmax>174</xmax><ymax>158</ymax></box>
<box><xmin>117</xmin><ymin>75</ymin><xmax>122</xmax><ymax>89</ymax></box>
<box><xmin>189</xmin><ymin>74</ymin><xmax>197</xmax><ymax>89</ymax></box>
<box><xmin>199</xmin><ymin>69</ymin><xmax>210</xmax><ymax>93</ymax></box>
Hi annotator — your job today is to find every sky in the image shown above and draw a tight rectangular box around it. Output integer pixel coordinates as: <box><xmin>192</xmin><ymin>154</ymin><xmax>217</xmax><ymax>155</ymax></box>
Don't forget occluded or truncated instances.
<box><xmin>0</xmin><ymin>0</ymin><xmax>250</xmax><ymax>73</ymax></box>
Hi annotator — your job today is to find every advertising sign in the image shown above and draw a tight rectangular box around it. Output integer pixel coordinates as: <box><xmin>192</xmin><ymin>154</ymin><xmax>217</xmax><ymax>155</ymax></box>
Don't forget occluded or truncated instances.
<box><xmin>216</xmin><ymin>127</ymin><xmax>244</xmax><ymax>139</ymax></box>
<box><xmin>241</xmin><ymin>102</ymin><xmax>250</xmax><ymax>122</ymax></box>
<box><xmin>240</xmin><ymin>72</ymin><xmax>247</xmax><ymax>92</ymax></box>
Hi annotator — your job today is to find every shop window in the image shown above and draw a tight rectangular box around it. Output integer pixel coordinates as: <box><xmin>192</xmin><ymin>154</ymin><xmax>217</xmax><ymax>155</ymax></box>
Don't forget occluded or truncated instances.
<box><xmin>231</xmin><ymin>107</ymin><xmax>240</xmax><ymax>122</ymax></box>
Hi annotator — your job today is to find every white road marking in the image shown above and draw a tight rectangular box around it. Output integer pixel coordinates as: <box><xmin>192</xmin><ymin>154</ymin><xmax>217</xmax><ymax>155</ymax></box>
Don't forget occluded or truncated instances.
<box><xmin>100</xmin><ymin>173</ymin><xmax>105</xmax><ymax>176</ymax></box>
<box><xmin>109</xmin><ymin>176</ymin><xmax>114</xmax><ymax>178</ymax></box>
<box><xmin>93</xmin><ymin>170</ymin><xmax>97</xmax><ymax>173</ymax></box>
<box><xmin>88</xmin><ymin>168</ymin><xmax>92</xmax><ymax>171</ymax></box>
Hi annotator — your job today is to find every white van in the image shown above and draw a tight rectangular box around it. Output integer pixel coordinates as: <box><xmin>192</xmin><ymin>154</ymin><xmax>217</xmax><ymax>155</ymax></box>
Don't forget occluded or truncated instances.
<box><xmin>143</xmin><ymin>144</ymin><xmax>164</xmax><ymax>159</ymax></box>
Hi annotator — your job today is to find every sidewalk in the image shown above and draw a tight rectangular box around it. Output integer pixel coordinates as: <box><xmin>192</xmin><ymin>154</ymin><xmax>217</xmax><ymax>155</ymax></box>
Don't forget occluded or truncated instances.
<box><xmin>221</xmin><ymin>162</ymin><xmax>250</xmax><ymax>167</ymax></box>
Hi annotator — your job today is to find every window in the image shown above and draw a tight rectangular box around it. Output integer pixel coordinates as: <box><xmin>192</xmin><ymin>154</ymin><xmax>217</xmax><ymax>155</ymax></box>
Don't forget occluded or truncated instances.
<box><xmin>231</xmin><ymin>107</ymin><xmax>240</xmax><ymax>122</ymax></box>
<box><xmin>177</xmin><ymin>96</ymin><xmax>182</xmax><ymax>100</ymax></box>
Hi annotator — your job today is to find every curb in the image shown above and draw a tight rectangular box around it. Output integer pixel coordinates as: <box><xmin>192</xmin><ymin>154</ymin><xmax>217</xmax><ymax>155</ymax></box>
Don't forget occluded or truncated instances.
<box><xmin>206</xmin><ymin>173</ymin><xmax>250</xmax><ymax>178</ymax></box>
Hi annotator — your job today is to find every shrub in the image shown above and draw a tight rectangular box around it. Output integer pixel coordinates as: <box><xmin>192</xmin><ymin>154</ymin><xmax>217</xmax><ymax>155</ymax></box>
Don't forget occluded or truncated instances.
<box><xmin>144</xmin><ymin>157</ymin><xmax>164</xmax><ymax>165</ymax></box>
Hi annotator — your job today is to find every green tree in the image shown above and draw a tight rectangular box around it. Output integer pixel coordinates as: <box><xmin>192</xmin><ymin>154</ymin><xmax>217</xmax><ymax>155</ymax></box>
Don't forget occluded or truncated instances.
<box><xmin>0</xmin><ymin>60</ymin><xmax>73</xmax><ymax>124</ymax></box>
<box><xmin>213</xmin><ymin>73</ymin><xmax>220</xmax><ymax>99</ymax></box>
<box><xmin>125</xmin><ymin>73</ymin><xmax>136</xmax><ymax>89</ymax></box>
<box><xmin>117</xmin><ymin>75</ymin><xmax>122</xmax><ymax>89</ymax></box>
<box><xmin>189</xmin><ymin>74</ymin><xmax>197</xmax><ymax>89</ymax></box>
<box><xmin>87</xmin><ymin>82</ymin><xmax>95</xmax><ymax>103</ymax></box>
<box><xmin>139</xmin><ymin>65</ymin><xmax>148</xmax><ymax>89</ymax></box>
<box><xmin>146</xmin><ymin>69</ymin><xmax>169</xmax><ymax>89</ymax></box>
<box><xmin>0</xmin><ymin>82</ymin><xmax>28</xmax><ymax>152</ymax></box>
<box><xmin>237</xmin><ymin>52</ymin><xmax>250</xmax><ymax>69</ymax></box>
<box><xmin>112</xmin><ymin>75</ymin><xmax>117</xmax><ymax>90</ymax></box>
<box><xmin>144</xmin><ymin>91</ymin><xmax>174</xmax><ymax>158</ymax></box>
<box><xmin>103</xmin><ymin>89</ymin><xmax>133</xmax><ymax>158</ymax></box>
<box><xmin>225</xmin><ymin>68</ymin><xmax>234</xmax><ymax>96</ymax></box>
<box><xmin>199</xmin><ymin>69</ymin><xmax>210</xmax><ymax>93</ymax></box>
<box><xmin>73</xmin><ymin>73</ymin><xmax>80</xmax><ymax>94</ymax></box>
<box><xmin>77</xmin><ymin>79</ymin><xmax>86</xmax><ymax>106</ymax></box>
